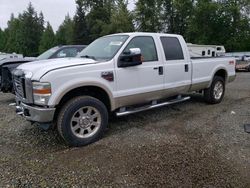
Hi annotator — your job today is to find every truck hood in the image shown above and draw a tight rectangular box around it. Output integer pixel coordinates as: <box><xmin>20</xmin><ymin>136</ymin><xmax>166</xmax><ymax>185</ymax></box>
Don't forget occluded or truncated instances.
<box><xmin>17</xmin><ymin>58</ymin><xmax>97</xmax><ymax>80</ymax></box>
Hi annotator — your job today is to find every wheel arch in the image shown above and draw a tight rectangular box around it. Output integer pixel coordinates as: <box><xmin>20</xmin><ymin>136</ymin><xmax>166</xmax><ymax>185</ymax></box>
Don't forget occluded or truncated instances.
<box><xmin>209</xmin><ymin>68</ymin><xmax>228</xmax><ymax>87</ymax></box>
<box><xmin>53</xmin><ymin>84</ymin><xmax>115</xmax><ymax>118</ymax></box>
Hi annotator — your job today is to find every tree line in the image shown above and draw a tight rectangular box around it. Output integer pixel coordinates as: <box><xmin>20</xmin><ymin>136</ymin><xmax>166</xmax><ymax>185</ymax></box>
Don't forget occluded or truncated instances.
<box><xmin>0</xmin><ymin>0</ymin><xmax>250</xmax><ymax>56</ymax></box>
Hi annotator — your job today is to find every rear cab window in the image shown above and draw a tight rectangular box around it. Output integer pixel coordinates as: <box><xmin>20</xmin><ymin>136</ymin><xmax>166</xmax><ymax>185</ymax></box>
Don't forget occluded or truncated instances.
<box><xmin>160</xmin><ymin>37</ymin><xmax>184</xmax><ymax>61</ymax></box>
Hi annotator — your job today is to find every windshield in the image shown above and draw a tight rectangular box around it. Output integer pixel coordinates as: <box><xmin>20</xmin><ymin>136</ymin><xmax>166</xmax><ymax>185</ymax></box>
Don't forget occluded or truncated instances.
<box><xmin>77</xmin><ymin>35</ymin><xmax>129</xmax><ymax>61</ymax></box>
<box><xmin>37</xmin><ymin>46</ymin><xmax>59</xmax><ymax>60</ymax></box>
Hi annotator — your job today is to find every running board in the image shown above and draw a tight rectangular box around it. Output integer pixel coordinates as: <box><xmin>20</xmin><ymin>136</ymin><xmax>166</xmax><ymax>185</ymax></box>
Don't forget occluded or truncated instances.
<box><xmin>116</xmin><ymin>96</ymin><xmax>190</xmax><ymax>117</ymax></box>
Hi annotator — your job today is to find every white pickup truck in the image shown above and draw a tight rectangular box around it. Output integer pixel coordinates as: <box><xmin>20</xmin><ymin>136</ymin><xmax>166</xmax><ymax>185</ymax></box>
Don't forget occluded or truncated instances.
<box><xmin>13</xmin><ymin>32</ymin><xmax>236</xmax><ymax>146</ymax></box>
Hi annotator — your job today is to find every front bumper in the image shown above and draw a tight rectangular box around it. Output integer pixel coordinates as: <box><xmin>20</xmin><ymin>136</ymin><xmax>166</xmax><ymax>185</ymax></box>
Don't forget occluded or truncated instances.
<box><xmin>16</xmin><ymin>101</ymin><xmax>56</xmax><ymax>123</ymax></box>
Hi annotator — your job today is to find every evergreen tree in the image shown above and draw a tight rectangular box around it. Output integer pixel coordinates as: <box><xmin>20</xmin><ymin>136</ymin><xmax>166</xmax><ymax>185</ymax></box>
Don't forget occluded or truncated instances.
<box><xmin>134</xmin><ymin>0</ymin><xmax>163</xmax><ymax>32</ymax></box>
<box><xmin>187</xmin><ymin>0</ymin><xmax>250</xmax><ymax>51</ymax></box>
<box><xmin>84</xmin><ymin>0</ymin><xmax>115</xmax><ymax>41</ymax></box>
<box><xmin>18</xmin><ymin>3</ymin><xmax>44</xmax><ymax>56</ymax></box>
<box><xmin>161</xmin><ymin>0</ymin><xmax>174</xmax><ymax>32</ymax></box>
<box><xmin>2</xmin><ymin>0</ymin><xmax>250</xmax><ymax>53</ymax></box>
<box><xmin>56</xmin><ymin>14</ymin><xmax>74</xmax><ymax>45</ymax></box>
<box><xmin>218</xmin><ymin>0</ymin><xmax>250</xmax><ymax>51</ymax></box>
<box><xmin>39</xmin><ymin>22</ymin><xmax>56</xmax><ymax>54</ymax></box>
<box><xmin>169</xmin><ymin>0</ymin><xmax>193</xmax><ymax>37</ymax></box>
<box><xmin>38</xmin><ymin>12</ymin><xmax>45</xmax><ymax>38</ymax></box>
<box><xmin>187</xmin><ymin>0</ymin><xmax>221</xmax><ymax>44</ymax></box>
<box><xmin>0</xmin><ymin>28</ymin><xmax>7</xmax><ymax>52</ymax></box>
<box><xmin>73</xmin><ymin>0</ymin><xmax>88</xmax><ymax>44</ymax></box>
<box><xmin>4</xmin><ymin>14</ymin><xmax>22</xmax><ymax>53</ymax></box>
<box><xmin>104</xmin><ymin>0</ymin><xmax>135</xmax><ymax>34</ymax></box>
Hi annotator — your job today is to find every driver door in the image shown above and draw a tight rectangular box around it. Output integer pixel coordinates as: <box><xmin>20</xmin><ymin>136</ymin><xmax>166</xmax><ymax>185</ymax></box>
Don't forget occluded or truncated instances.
<box><xmin>115</xmin><ymin>36</ymin><xmax>165</xmax><ymax>107</ymax></box>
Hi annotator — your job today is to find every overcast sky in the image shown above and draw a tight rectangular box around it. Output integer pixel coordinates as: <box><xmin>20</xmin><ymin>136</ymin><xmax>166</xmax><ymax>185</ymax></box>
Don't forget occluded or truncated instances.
<box><xmin>0</xmin><ymin>0</ymin><xmax>135</xmax><ymax>32</ymax></box>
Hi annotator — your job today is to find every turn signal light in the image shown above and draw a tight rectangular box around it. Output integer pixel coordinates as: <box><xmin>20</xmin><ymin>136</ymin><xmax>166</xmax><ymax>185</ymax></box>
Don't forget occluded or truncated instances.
<box><xmin>33</xmin><ymin>88</ymin><xmax>52</xmax><ymax>95</ymax></box>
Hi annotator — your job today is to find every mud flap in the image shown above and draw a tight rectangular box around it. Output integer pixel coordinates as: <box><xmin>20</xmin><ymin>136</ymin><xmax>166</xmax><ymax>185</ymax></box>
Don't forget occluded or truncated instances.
<box><xmin>37</xmin><ymin>123</ymin><xmax>52</xmax><ymax>131</ymax></box>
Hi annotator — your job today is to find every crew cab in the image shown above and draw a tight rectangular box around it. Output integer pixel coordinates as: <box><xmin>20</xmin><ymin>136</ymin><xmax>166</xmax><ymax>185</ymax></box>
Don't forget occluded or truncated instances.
<box><xmin>13</xmin><ymin>33</ymin><xmax>236</xmax><ymax>146</ymax></box>
<box><xmin>0</xmin><ymin>45</ymin><xmax>86</xmax><ymax>93</ymax></box>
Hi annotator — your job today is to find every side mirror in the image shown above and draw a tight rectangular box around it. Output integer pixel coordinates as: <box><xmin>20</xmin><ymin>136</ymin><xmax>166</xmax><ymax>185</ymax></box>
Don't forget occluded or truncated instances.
<box><xmin>118</xmin><ymin>48</ymin><xmax>143</xmax><ymax>68</ymax></box>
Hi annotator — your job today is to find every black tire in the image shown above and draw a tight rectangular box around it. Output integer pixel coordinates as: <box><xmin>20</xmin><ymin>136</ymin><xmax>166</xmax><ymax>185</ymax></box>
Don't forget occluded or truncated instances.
<box><xmin>57</xmin><ymin>96</ymin><xmax>108</xmax><ymax>147</ymax></box>
<box><xmin>204</xmin><ymin>76</ymin><xmax>225</xmax><ymax>104</ymax></box>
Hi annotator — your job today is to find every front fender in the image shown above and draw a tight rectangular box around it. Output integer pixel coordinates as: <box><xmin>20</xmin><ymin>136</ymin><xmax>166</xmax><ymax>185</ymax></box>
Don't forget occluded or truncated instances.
<box><xmin>46</xmin><ymin>77</ymin><xmax>116</xmax><ymax>110</ymax></box>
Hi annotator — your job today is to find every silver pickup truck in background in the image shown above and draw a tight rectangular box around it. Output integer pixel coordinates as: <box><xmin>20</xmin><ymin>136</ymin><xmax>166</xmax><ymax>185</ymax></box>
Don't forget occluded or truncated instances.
<box><xmin>0</xmin><ymin>45</ymin><xmax>86</xmax><ymax>93</ymax></box>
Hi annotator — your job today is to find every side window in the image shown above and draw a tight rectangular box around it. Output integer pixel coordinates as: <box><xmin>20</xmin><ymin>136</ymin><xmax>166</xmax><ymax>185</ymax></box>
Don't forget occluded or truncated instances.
<box><xmin>76</xmin><ymin>47</ymin><xmax>85</xmax><ymax>55</ymax></box>
<box><xmin>77</xmin><ymin>46</ymin><xmax>86</xmax><ymax>53</ymax></box>
<box><xmin>123</xmin><ymin>36</ymin><xmax>158</xmax><ymax>62</ymax></box>
<box><xmin>56</xmin><ymin>48</ymin><xmax>78</xmax><ymax>58</ymax></box>
<box><xmin>160</xmin><ymin>37</ymin><xmax>184</xmax><ymax>60</ymax></box>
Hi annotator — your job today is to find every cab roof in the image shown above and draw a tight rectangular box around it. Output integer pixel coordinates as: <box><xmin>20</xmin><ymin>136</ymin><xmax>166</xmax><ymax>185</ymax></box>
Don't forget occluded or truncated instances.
<box><xmin>108</xmin><ymin>32</ymin><xmax>182</xmax><ymax>38</ymax></box>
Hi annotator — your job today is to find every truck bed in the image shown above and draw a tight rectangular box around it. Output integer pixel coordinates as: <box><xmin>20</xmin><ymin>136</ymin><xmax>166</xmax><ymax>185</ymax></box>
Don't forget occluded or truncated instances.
<box><xmin>190</xmin><ymin>57</ymin><xmax>235</xmax><ymax>91</ymax></box>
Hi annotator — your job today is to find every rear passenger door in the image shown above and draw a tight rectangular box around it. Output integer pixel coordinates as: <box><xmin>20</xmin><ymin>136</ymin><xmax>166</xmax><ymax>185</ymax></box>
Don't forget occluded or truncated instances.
<box><xmin>160</xmin><ymin>37</ymin><xmax>192</xmax><ymax>96</ymax></box>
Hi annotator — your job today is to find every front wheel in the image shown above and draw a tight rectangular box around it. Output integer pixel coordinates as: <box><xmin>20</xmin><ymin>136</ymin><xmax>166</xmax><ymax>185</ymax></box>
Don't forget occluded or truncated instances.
<box><xmin>57</xmin><ymin>96</ymin><xmax>108</xmax><ymax>147</ymax></box>
<box><xmin>204</xmin><ymin>76</ymin><xmax>225</xmax><ymax>104</ymax></box>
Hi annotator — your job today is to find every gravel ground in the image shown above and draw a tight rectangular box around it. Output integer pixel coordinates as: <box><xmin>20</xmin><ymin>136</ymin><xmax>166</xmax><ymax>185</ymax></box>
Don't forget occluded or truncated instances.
<box><xmin>0</xmin><ymin>73</ymin><xmax>250</xmax><ymax>187</ymax></box>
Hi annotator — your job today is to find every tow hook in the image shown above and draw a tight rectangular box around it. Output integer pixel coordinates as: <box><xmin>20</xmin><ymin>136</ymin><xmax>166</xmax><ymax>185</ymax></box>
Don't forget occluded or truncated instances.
<box><xmin>9</xmin><ymin>103</ymin><xmax>24</xmax><ymax>115</ymax></box>
<box><xmin>16</xmin><ymin>106</ymin><xmax>24</xmax><ymax>115</ymax></box>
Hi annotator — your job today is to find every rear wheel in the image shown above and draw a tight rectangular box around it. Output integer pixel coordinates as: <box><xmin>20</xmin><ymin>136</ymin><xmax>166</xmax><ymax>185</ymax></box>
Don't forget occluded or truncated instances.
<box><xmin>57</xmin><ymin>96</ymin><xmax>108</xmax><ymax>147</ymax></box>
<box><xmin>204</xmin><ymin>76</ymin><xmax>225</xmax><ymax>104</ymax></box>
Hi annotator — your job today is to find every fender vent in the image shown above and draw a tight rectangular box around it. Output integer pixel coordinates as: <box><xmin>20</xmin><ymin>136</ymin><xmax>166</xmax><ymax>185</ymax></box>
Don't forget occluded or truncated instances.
<box><xmin>101</xmin><ymin>71</ymin><xmax>114</xmax><ymax>82</ymax></box>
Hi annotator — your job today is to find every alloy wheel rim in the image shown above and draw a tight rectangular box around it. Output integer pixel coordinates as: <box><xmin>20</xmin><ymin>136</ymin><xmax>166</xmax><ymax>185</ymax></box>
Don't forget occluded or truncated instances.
<box><xmin>70</xmin><ymin>106</ymin><xmax>101</xmax><ymax>138</ymax></box>
<box><xmin>213</xmin><ymin>81</ymin><xmax>224</xmax><ymax>100</ymax></box>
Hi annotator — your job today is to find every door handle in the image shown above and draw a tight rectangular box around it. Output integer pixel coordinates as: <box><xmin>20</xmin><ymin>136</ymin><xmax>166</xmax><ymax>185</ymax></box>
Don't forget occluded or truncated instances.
<box><xmin>185</xmin><ymin>64</ymin><xmax>189</xmax><ymax>72</ymax></box>
<box><xmin>153</xmin><ymin>66</ymin><xmax>163</xmax><ymax>75</ymax></box>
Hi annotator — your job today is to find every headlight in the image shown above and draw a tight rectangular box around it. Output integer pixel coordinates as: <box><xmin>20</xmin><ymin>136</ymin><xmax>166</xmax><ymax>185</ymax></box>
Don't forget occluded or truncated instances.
<box><xmin>32</xmin><ymin>82</ymin><xmax>51</xmax><ymax>105</ymax></box>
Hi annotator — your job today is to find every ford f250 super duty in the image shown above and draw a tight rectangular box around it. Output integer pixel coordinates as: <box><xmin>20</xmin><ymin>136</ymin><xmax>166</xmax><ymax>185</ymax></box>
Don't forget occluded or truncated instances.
<box><xmin>13</xmin><ymin>33</ymin><xmax>236</xmax><ymax>146</ymax></box>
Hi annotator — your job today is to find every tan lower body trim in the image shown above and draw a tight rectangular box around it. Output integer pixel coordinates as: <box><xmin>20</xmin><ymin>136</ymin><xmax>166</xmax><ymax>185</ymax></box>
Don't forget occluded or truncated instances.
<box><xmin>113</xmin><ymin>85</ymin><xmax>189</xmax><ymax>110</ymax></box>
<box><xmin>189</xmin><ymin>81</ymin><xmax>210</xmax><ymax>92</ymax></box>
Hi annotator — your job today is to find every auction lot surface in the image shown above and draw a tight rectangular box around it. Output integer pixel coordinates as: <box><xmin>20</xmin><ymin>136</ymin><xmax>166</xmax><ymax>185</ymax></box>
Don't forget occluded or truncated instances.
<box><xmin>0</xmin><ymin>73</ymin><xmax>250</xmax><ymax>187</ymax></box>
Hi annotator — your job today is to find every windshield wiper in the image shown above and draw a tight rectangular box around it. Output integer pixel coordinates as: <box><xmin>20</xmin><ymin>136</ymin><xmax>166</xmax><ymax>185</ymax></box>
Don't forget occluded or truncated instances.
<box><xmin>80</xmin><ymin>55</ymin><xmax>96</xmax><ymax>60</ymax></box>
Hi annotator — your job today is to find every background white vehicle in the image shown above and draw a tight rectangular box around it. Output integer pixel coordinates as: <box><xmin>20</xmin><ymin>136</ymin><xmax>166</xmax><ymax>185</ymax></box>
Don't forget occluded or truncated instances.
<box><xmin>225</xmin><ymin>52</ymin><xmax>250</xmax><ymax>61</ymax></box>
<box><xmin>13</xmin><ymin>32</ymin><xmax>236</xmax><ymax>146</ymax></box>
<box><xmin>0</xmin><ymin>53</ymin><xmax>23</xmax><ymax>61</ymax></box>
<box><xmin>243</xmin><ymin>55</ymin><xmax>250</xmax><ymax>61</ymax></box>
<box><xmin>187</xmin><ymin>43</ymin><xmax>226</xmax><ymax>58</ymax></box>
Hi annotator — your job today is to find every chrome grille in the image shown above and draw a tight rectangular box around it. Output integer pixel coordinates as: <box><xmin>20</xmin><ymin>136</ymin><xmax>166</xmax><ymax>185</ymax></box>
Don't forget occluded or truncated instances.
<box><xmin>13</xmin><ymin>73</ymin><xmax>26</xmax><ymax>99</ymax></box>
